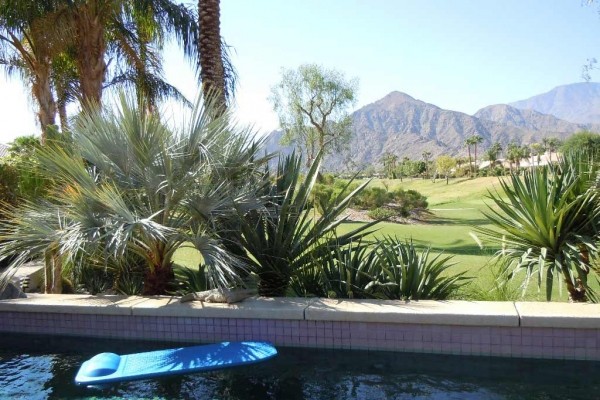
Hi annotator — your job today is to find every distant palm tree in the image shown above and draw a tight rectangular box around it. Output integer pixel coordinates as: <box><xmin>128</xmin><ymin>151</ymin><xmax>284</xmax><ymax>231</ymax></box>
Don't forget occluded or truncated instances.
<box><xmin>422</xmin><ymin>151</ymin><xmax>432</xmax><ymax>178</ymax></box>
<box><xmin>529</xmin><ymin>142</ymin><xmax>545</xmax><ymax>167</ymax></box>
<box><xmin>506</xmin><ymin>143</ymin><xmax>529</xmax><ymax>173</ymax></box>
<box><xmin>465</xmin><ymin>138</ymin><xmax>474</xmax><ymax>177</ymax></box>
<box><xmin>381</xmin><ymin>152</ymin><xmax>398</xmax><ymax>178</ymax></box>
<box><xmin>547</xmin><ymin>137</ymin><xmax>562</xmax><ymax>162</ymax></box>
<box><xmin>469</xmin><ymin>135</ymin><xmax>484</xmax><ymax>173</ymax></box>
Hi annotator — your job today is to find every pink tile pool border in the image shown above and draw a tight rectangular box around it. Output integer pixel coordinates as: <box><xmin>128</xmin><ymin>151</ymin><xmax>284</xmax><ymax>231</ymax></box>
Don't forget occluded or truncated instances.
<box><xmin>1</xmin><ymin>311</ymin><xmax>599</xmax><ymax>361</ymax></box>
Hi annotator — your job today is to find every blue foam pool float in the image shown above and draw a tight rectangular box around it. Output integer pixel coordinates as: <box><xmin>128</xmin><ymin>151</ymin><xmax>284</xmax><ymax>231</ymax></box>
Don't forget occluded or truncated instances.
<box><xmin>75</xmin><ymin>341</ymin><xmax>277</xmax><ymax>386</ymax></box>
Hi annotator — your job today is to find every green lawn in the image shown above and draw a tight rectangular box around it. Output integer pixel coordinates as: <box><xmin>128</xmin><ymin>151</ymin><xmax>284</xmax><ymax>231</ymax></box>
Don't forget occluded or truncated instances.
<box><xmin>341</xmin><ymin>176</ymin><xmax>503</xmax><ymax>268</ymax></box>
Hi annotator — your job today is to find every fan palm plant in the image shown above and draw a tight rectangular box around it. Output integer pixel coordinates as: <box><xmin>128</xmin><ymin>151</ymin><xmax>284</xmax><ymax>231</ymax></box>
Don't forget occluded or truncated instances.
<box><xmin>237</xmin><ymin>152</ymin><xmax>378</xmax><ymax>297</ymax></box>
<box><xmin>0</xmin><ymin>94</ymin><xmax>269</xmax><ymax>294</ymax></box>
<box><xmin>477</xmin><ymin>151</ymin><xmax>600</xmax><ymax>302</ymax></box>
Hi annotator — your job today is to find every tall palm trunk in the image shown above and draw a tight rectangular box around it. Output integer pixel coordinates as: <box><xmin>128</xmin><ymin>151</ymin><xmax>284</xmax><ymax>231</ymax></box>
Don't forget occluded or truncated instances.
<box><xmin>198</xmin><ymin>0</ymin><xmax>227</xmax><ymax>115</ymax></box>
<box><xmin>467</xmin><ymin>145</ymin><xmax>473</xmax><ymax>178</ymax></box>
<box><xmin>4</xmin><ymin>32</ymin><xmax>56</xmax><ymax>143</ymax></box>
<box><xmin>57</xmin><ymin>97</ymin><xmax>69</xmax><ymax>133</ymax></box>
<box><xmin>73</xmin><ymin>4</ymin><xmax>106</xmax><ymax>110</ymax></box>
<box><xmin>44</xmin><ymin>245</ymin><xmax>62</xmax><ymax>294</ymax></box>
<box><xmin>32</xmin><ymin>60</ymin><xmax>57</xmax><ymax>144</ymax></box>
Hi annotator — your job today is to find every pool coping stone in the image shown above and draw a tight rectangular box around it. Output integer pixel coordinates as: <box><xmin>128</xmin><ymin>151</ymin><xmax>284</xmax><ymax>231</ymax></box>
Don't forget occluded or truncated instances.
<box><xmin>2</xmin><ymin>295</ymin><xmax>600</xmax><ymax>329</ymax></box>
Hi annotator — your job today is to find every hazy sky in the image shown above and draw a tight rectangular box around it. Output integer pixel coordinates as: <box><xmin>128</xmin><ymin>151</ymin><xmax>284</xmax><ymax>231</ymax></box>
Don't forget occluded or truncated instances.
<box><xmin>2</xmin><ymin>0</ymin><xmax>600</xmax><ymax>143</ymax></box>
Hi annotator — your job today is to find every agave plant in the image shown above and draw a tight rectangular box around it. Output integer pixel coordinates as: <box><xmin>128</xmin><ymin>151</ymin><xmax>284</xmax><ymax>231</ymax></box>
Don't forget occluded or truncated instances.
<box><xmin>368</xmin><ymin>236</ymin><xmax>468</xmax><ymax>300</ymax></box>
<box><xmin>0</xmin><ymin>94</ymin><xmax>269</xmax><ymax>294</ymax></box>
<box><xmin>291</xmin><ymin>239</ymin><xmax>379</xmax><ymax>299</ymax></box>
<box><xmin>237</xmin><ymin>151</ymin><xmax>378</xmax><ymax>297</ymax></box>
<box><xmin>477</xmin><ymin>151</ymin><xmax>600</xmax><ymax>302</ymax></box>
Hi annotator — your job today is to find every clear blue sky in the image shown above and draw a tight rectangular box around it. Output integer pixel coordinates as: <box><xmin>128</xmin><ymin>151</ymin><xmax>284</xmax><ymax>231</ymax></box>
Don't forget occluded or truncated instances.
<box><xmin>2</xmin><ymin>0</ymin><xmax>600</xmax><ymax>143</ymax></box>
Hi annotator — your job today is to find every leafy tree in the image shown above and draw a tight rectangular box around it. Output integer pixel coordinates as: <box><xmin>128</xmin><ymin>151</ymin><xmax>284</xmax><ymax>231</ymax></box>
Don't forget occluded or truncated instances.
<box><xmin>270</xmin><ymin>64</ymin><xmax>358</xmax><ymax>166</ymax></box>
<box><xmin>561</xmin><ymin>131</ymin><xmax>600</xmax><ymax>156</ymax></box>
<box><xmin>435</xmin><ymin>155</ymin><xmax>456</xmax><ymax>185</ymax></box>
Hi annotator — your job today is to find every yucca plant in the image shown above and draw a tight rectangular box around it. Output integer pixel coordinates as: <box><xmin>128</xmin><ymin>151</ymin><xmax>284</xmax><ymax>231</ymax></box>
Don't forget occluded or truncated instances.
<box><xmin>237</xmin><ymin>151</ymin><xmax>378</xmax><ymax>297</ymax></box>
<box><xmin>0</xmin><ymin>94</ymin><xmax>269</xmax><ymax>294</ymax></box>
<box><xmin>477</xmin><ymin>151</ymin><xmax>600</xmax><ymax>302</ymax></box>
<box><xmin>369</xmin><ymin>236</ymin><xmax>469</xmax><ymax>300</ymax></box>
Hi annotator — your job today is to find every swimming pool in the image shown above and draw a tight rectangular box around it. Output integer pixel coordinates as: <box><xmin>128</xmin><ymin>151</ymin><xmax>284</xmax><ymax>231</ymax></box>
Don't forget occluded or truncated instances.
<box><xmin>0</xmin><ymin>333</ymin><xmax>598</xmax><ymax>399</ymax></box>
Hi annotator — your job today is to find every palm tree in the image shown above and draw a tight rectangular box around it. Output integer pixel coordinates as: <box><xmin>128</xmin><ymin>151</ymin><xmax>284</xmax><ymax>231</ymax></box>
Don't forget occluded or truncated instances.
<box><xmin>464</xmin><ymin>138</ymin><xmax>474</xmax><ymax>177</ymax></box>
<box><xmin>530</xmin><ymin>142</ymin><xmax>545</xmax><ymax>167</ymax></box>
<box><xmin>1</xmin><ymin>1</ymin><xmax>200</xmax><ymax>136</ymax></box>
<box><xmin>381</xmin><ymin>152</ymin><xmax>398</xmax><ymax>179</ymax></box>
<box><xmin>0</xmin><ymin>2</ymin><xmax>65</xmax><ymax>141</ymax></box>
<box><xmin>491</xmin><ymin>142</ymin><xmax>502</xmax><ymax>160</ymax></box>
<box><xmin>546</xmin><ymin>137</ymin><xmax>562</xmax><ymax>163</ymax></box>
<box><xmin>198</xmin><ymin>0</ymin><xmax>236</xmax><ymax>115</ymax></box>
<box><xmin>105</xmin><ymin>2</ymin><xmax>197</xmax><ymax>114</ymax></box>
<box><xmin>421</xmin><ymin>151</ymin><xmax>432</xmax><ymax>178</ymax></box>
<box><xmin>467</xmin><ymin>135</ymin><xmax>484</xmax><ymax>175</ymax></box>
<box><xmin>506</xmin><ymin>142</ymin><xmax>528</xmax><ymax>173</ymax></box>
<box><xmin>52</xmin><ymin>1</ymin><xmax>199</xmax><ymax>111</ymax></box>
<box><xmin>0</xmin><ymin>95</ymin><xmax>270</xmax><ymax>294</ymax></box>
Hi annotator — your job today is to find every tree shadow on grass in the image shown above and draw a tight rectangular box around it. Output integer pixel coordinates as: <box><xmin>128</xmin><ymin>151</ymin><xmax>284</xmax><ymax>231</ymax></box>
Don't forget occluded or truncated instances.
<box><xmin>423</xmin><ymin>216</ymin><xmax>490</xmax><ymax>226</ymax></box>
<box><xmin>408</xmin><ymin>240</ymin><xmax>501</xmax><ymax>257</ymax></box>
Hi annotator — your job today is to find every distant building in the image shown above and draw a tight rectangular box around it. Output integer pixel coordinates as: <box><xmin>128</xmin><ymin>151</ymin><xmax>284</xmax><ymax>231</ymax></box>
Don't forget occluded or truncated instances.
<box><xmin>0</xmin><ymin>143</ymin><xmax>8</xmax><ymax>158</ymax></box>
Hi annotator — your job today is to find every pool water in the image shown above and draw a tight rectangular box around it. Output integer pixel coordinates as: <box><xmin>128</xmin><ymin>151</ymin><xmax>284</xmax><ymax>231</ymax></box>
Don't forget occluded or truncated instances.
<box><xmin>0</xmin><ymin>333</ymin><xmax>598</xmax><ymax>399</ymax></box>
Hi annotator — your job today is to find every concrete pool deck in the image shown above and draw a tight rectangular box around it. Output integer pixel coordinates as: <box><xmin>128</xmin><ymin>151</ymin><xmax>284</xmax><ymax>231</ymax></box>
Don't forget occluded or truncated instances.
<box><xmin>0</xmin><ymin>294</ymin><xmax>599</xmax><ymax>360</ymax></box>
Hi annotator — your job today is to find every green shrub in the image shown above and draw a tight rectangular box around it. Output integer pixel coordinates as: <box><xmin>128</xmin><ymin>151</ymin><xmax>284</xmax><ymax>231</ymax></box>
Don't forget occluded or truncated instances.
<box><xmin>367</xmin><ymin>207</ymin><xmax>396</xmax><ymax>220</ymax></box>
<box><xmin>493</xmin><ymin>166</ymin><xmax>505</xmax><ymax>176</ymax></box>
<box><xmin>353</xmin><ymin>187</ymin><xmax>390</xmax><ymax>209</ymax></box>
<box><xmin>395</xmin><ymin>189</ymin><xmax>428</xmax><ymax>210</ymax></box>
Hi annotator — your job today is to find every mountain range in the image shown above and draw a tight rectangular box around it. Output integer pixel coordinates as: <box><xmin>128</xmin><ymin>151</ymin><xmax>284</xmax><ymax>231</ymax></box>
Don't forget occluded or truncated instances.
<box><xmin>264</xmin><ymin>82</ymin><xmax>600</xmax><ymax>171</ymax></box>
